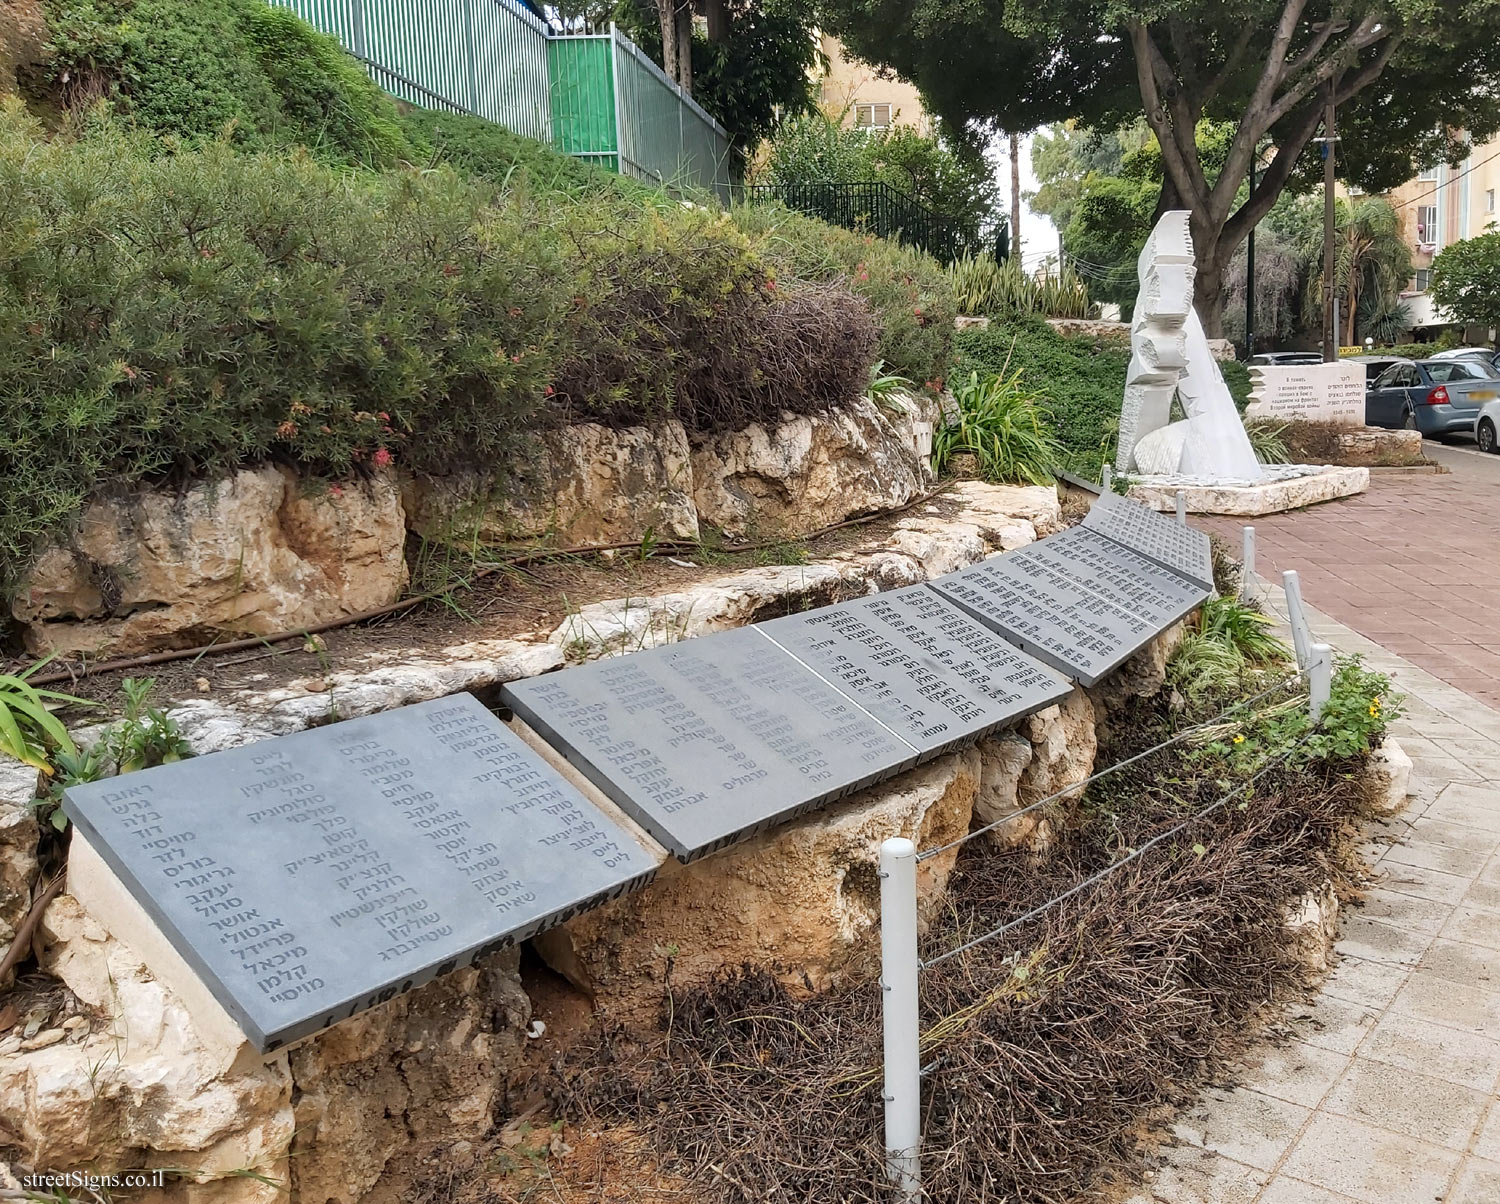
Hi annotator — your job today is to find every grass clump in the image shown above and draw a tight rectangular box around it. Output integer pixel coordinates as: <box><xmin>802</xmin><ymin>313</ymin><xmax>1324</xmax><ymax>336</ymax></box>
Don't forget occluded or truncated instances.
<box><xmin>932</xmin><ymin>368</ymin><xmax>1062</xmax><ymax>485</ymax></box>
<box><xmin>1168</xmin><ymin>595</ymin><xmax>1293</xmax><ymax>705</ymax></box>
<box><xmin>948</xmin><ymin>252</ymin><xmax>1092</xmax><ymax>319</ymax></box>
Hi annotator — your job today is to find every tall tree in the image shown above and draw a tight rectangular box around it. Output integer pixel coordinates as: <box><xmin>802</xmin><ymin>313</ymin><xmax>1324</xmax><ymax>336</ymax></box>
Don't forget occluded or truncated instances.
<box><xmin>820</xmin><ymin>0</ymin><xmax>1500</xmax><ymax>335</ymax></box>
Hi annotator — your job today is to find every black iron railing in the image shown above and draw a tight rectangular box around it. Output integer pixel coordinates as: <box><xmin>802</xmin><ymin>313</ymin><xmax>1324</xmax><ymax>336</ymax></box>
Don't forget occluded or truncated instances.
<box><xmin>746</xmin><ymin>181</ymin><xmax>967</xmax><ymax>262</ymax></box>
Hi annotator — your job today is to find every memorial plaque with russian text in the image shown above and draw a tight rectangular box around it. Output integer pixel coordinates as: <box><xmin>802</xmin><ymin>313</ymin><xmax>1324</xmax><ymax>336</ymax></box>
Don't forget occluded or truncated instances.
<box><xmin>61</xmin><ymin>694</ymin><xmax>658</xmax><ymax>1052</ymax></box>
<box><xmin>1081</xmin><ymin>489</ymin><xmax>1214</xmax><ymax>589</ymax></box>
<box><xmin>501</xmin><ymin>626</ymin><xmax>918</xmax><ymax>862</ymax></box>
<box><xmin>1005</xmin><ymin>527</ymin><xmax>1210</xmax><ymax>627</ymax></box>
<box><xmin>757</xmin><ymin>586</ymin><xmax>1069</xmax><ymax>755</ymax></box>
<box><xmin>929</xmin><ymin>552</ymin><xmax>1161</xmax><ymax>686</ymax></box>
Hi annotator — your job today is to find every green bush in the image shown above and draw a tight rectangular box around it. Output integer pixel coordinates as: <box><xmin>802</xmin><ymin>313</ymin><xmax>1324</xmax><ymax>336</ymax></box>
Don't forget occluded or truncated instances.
<box><xmin>35</xmin><ymin>0</ymin><xmax>420</xmax><ymax>166</ymax></box>
<box><xmin>958</xmin><ymin>317</ymin><xmax>1254</xmax><ymax>479</ymax></box>
<box><xmin>0</xmin><ymin>105</ymin><xmax>564</xmax><ymax>580</ymax></box>
<box><xmin>0</xmin><ymin>106</ymin><xmax>890</xmax><ymax>585</ymax></box>
<box><xmin>553</xmin><ymin>197</ymin><xmax>878</xmax><ymax>430</ymax></box>
<box><xmin>734</xmin><ymin>202</ymin><xmax>956</xmax><ymax>386</ymax></box>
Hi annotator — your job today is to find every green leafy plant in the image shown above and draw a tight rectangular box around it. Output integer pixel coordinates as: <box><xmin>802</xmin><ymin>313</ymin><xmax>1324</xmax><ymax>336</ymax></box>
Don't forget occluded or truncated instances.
<box><xmin>1244</xmin><ymin>419</ymin><xmax>1290</xmax><ymax>465</ymax></box>
<box><xmin>932</xmin><ymin>367</ymin><xmax>1063</xmax><ymax>485</ymax></box>
<box><xmin>33</xmin><ymin>744</ymin><xmax>109</xmax><ymax>833</ymax></box>
<box><xmin>0</xmin><ymin>660</ymin><xmax>88</xmax><ymax>774</ymax></box>
<box><xmin>949</xmin><ymin>253</ymin><xmax>1093</xmax><ymax>319</ymax></box>
<box><xmin>109</xmin><ymin>677</ymin><xmax>192</xmax><ymax>773</ymax></box>
<box><xmin>1168</xmin><ymin>596</ymin><xmax>1292</xmax><ymax>703</ymax></box>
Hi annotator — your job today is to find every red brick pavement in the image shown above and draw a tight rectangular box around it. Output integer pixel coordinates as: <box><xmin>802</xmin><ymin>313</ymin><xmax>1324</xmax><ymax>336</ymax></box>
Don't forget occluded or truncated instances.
<box><xmin>1197</xmin><ymin>449</ymin><xmax>1500</xmax><ymax>709</ymax></box>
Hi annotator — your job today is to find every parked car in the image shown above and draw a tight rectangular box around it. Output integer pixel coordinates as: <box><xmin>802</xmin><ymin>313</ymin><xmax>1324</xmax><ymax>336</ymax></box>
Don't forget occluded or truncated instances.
<box><xmin>1367</xmin><ymin>359</ymin><xmax>1500</xmax><ymax>435</ymax></box>
<box><xmin>1429</xmin><ymin>346</ymin><xmax>1496</xmax><ymax>361</ymax></box>
<box><xmin>1250</xmin><ymin>352</ymin><xmax>1324</xmax><ymax>366</ymax></box>
<box><xmin>1476</xmin><ymin>401</ymin><xmax>1500</xmax><ymax>453</ymax></box>
<box><xmin>1343</xmin><ymin>354</ymin><xmax>1412</xmax><ymax>389</ymax></box>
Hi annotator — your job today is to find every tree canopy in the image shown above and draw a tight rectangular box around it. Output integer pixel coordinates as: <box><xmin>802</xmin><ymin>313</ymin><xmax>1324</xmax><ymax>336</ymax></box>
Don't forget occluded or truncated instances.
<box><xmin>1431</xmin><ymin>233</ymin><xmax>1500</xmax><ymax>333</ymax></box>
<box><xmin>821</xmin><ymin>0</ymin><xmax>1500</xmax><ymax>333</ymax></box>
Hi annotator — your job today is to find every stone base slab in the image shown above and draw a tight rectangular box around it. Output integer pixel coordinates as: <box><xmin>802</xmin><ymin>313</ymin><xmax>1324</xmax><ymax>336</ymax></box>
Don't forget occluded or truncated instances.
<box><xmin>1127</xmin><ymin>466</ymin><xmax>1368</xmax><ymax>516</ymax></box>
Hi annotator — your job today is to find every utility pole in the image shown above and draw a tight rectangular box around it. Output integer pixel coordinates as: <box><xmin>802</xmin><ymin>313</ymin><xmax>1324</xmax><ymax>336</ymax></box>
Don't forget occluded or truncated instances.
<box><xmin>1321</xmin><ymin>82</ymin><xmax>1338</xmax><ymax>362</ymax></box>
<box><xmin>1246</xmin><ymin>150</ymin><xmax>1257</xmax><ymax>358</ymax></box>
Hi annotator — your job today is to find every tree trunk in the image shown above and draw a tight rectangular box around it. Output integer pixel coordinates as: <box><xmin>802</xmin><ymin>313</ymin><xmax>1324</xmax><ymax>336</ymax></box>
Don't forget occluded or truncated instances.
<box><xmin>656</xmin><ymin>0</ymin><xmax>693</xmax><ymax>93</ymax></box>
<box><xmin>703</xmin><ymin>0</ymin><xmax>729</xmax><ymax>44</ymax></box>
<box><xmin>1193</xmin><ymin>238</ymin><xmax>1231</xmax><ymax>340</ymax></box>
<box><xmin>674</xmin><ymin>1</ymin><xmax>694</xmax><ymax>93</ymax></box>
<box><xmin>1009</xmin><ymin>133</ymin><xmax>1022</xmax><ymax>266</ymax></box>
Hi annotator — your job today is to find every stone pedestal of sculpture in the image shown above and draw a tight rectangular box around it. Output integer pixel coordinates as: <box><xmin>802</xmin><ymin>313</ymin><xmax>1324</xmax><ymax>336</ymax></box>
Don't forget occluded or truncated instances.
<box><xmin>1115</xmin><ymin>212</ymin><xmax>1367</xmax><ymax>516</ymax></box>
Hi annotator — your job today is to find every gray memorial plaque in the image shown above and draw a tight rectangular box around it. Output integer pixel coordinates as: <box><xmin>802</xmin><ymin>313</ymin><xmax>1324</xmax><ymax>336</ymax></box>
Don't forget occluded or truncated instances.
<box><xmin>500</xmin><ymin>626</ymin><xmax>919</xmax><ymax>862</ymax></box>
<box><xmin>930</xmin><ymin>552</ymin><xmax>1161</xmax><ymax>686</ymax></box>
<box><xmin>61</xmin><ymin>694</ymin><xmax>658</xmax><ymax>1052</ymax></box>
<box><xmin>1004</xmin><ymin>527</ymin><xmax>1210</xmax><ymax>626</ymax></box>
<box><xmin>1081</xmin><ymin>489</ymin><xmax>1214</xmax><ymax>589</ymax></box>
<box><xmin>757</xmin><ymin>586</ymin><xmax>1069</xmax><ymax>755</ymax></box>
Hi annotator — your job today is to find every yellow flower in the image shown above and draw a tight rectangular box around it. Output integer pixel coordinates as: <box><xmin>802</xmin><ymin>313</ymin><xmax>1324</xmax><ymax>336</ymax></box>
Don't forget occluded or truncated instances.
<box><xmin>1233</xmin><ymin>734</ymin><xmax>1246</xmax><ymax>745</ymax></box>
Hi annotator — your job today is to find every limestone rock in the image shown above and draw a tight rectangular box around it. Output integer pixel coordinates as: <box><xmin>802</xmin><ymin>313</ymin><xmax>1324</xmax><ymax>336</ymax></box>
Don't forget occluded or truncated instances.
<box><xmin>1283</xmin><ymin>880</ymin><xmax>1340</xmax><ymax>977</ymax></box>
<box><xmin>3</xmin><ymin>894</ymin><xmax>295</xmax><ymax>1189</ymax></box>
<box><xmin>1125</xmin><ymin>466</ymin><xmax>1368</xmax><ymax>516</ymax></box>
<box><xmin>550</xmin><ymin>563</ymin><xmax>854</xmax><ymax>660</ymax></box>
<box><xmin>289</xmin><ymin>954</ymin><xmax>530</xmax><ymax>1204</ymax></box>
<box><xmin>15</xmin><ymin>467</ymin><xmax>407</xmax><ymax>657</ymax></box>
<box><xmin>1366</xmin><ymin>737</ymin><xmax>1413</xmax><ymax>817</ymax></box>
<box><xmin>1019</xmin><ymin>687</ymin><xmax>1098</xmax><ymax>819</ymax></box>
<box><xmin>690</xmin><ymin>397</ymin><xmax>926</xmax><ymax>538</ymax></box>
<box><xmin>535</xmin><ymin>749</ymin><xmax>982</xmax><ymax>1016</ymax></box>
<box><xmin>1045</xmin><ymin>318</ymin><xmax>1130</xmax><ymax>342</ymax></box>
<box><xmin>943</xmin><ymin>480</ymin><xmax>1063</xmax><ymax>539</ymax></box>
<box><xmin>1086</xmin><ymin>624</ymin><xmax>1186</xmax><ymax>717</ymax></box>
<box><xmin>973</xmin><ymin>731</ymin><xmax>1038</xmax><ymax>847</ymax></box>
<box><xmin>405</xmin><ymin>422</ymin><xmax>698</xmax><ymax>547</ymax></box>
<box><xmin>0</xmin><ymin>756</ymin><xmax>40</xmax><ymax>950</ymax></box>
<box><xmin>954</xmin><ymin>315</ymin><xmax>991</xmax><ymax>331</ymax></box>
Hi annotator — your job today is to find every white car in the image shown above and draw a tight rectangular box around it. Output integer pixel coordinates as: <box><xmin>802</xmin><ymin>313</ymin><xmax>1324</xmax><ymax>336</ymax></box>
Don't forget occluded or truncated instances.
<box><xmin>1476</xmin><ymin>400</ymin><xmax>1500</xmax><ymax>453</ymax></box>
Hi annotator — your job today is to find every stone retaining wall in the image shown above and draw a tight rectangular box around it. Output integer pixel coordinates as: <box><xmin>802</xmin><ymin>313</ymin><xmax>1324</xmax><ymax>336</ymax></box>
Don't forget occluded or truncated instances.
<box><xmin>13</xmin><ymin>395</ymin><xmax>938</xmax><ymax>658</ymax></box>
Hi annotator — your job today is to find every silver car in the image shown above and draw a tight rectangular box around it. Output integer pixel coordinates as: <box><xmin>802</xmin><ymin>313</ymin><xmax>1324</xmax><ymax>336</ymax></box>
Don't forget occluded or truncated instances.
<box><xmin>1476</xmin><ymin>400</ymin><xmax>1500</xmax><ymax>453</ymax></box>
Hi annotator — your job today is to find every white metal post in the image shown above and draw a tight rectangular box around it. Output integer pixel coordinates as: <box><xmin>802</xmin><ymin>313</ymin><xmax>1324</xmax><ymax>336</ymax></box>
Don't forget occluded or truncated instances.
<box><xmin>1282</xmin><ymin>570</ymin><xmax>1313</xmax><ymax>672</ymax></box>
<box><xmin>879</xmin><ymin>837</ymin><xmax>921</xmax><ymax>1198</ymax></box>
<box><xmin>1309</xmin><ymin>643</ymin><xmax>1333</xmax><ymax>722</ymax></box>
<box><xmin>1240</xmin><ymin>526</ymin><xmax>1256</xmax><ymax>603</ymax></box>
<box><xmin>1175</xmin><ymin>490</ymin><xmax>1188</xmax><ymax>524</ymax></box>
<box><xmin>1101</xmin><ymin>462</ymin><xmax>1113</xmax><ymax>491</ymax></box>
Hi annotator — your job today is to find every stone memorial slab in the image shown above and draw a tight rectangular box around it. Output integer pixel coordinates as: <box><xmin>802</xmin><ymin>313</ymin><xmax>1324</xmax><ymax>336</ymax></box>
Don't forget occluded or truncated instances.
<box><xmin>501</xmin><ymin>626</ymin><xmax>919</xmax><ymax>862</ymax></box>
<box><xmin>1005</xmin><ymin>527</ymin><xmax>1210</xmax><ymax>627</ymax></box>
<box><xmin>61</xmin><ymin>694</ymin><xmax>659</xmax><ymax>1052</ymax></box>
<box><xmin>1245</xmin><ymin>361</ymin><xmax>1365</xmax><ymax>425</ymax></box>
<box><xmin>930</xmin><ymin>552</ymin><xmax>1162</xmax><ymax>686</ymax></box>
<box><xmin>757</xmin><ymin>586</ymin><xmax>1069</xmax><ymax>755</ymax></box>
<box><xmin>1081</xmin><ymin>488</ymin><xmax>1214</xmax><ymax>589</ymax></box>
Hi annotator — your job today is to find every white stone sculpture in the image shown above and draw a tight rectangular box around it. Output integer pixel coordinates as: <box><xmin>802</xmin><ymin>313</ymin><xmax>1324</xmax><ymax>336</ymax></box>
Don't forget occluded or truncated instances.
<box><xmin>1118</xmin><ymin>212</ymin><xmax>1263</xmax><ymax>480</ymax></box>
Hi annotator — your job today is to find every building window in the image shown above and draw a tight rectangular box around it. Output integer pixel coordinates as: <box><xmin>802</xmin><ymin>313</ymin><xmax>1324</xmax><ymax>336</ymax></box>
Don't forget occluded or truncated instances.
<box><xmin>1418</xmin><ymin>162</ymin><xmax>1440</xmax><ymax>182</ymax></box>
<box><xmin>1415</xmin><ymin>268</ymin><xmax>1433</xmax><ymax>292</ymax></box>
<box><xmin>1417</xmin><ymin>204</ymin><xmax>1439</xmax><ymax>245</ymax></box>
<box><xmin>1488</xmin><ymin>189</ymin><xmax>1496</xmax><ymax>214</ymax></box>
<box><xmin>854</xmin><ymin>103</ymin><xmax>892</xmax><ymax>130</ymax></box>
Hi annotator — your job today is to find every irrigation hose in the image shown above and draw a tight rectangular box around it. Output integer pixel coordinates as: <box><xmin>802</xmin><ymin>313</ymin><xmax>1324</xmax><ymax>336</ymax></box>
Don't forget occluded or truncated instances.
<box><xmin>23</xmin><ymin>484</ymin><xmax>956</xmax><ymax>689</ymax></box>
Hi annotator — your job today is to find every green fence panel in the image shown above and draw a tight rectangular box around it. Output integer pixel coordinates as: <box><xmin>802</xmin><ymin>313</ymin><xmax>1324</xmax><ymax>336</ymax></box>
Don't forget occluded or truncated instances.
<box><xmin>611</xmin><ymin>31</ymin><xmax>731</xmax><ymax>202</ymax></box>
<box><xmin>268</xmin><ymin>0</ymin><xmax>551</xmax><ymax>141</ymax></box>
<box><xmin>546</xmin><ymin>34</ymin><xmax>618</xmax><ymax>172</ymax></box>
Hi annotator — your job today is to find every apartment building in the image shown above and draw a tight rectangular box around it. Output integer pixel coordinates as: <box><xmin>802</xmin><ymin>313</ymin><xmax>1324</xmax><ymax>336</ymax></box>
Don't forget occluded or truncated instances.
<box><xmin>814</xmin><ymin>35</ymin><xmax>932</xmax><ymax>135</ymax></box>
<box><xmin>1387</xmin><ymin>137</ymin><xmax>1500</xmax><ymax>334</ymax></box>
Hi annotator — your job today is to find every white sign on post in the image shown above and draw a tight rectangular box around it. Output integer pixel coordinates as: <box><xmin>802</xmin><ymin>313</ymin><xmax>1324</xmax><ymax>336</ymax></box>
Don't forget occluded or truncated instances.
<box><xmin>1244</xmin><ymin>362</ymin><xmax>1366</xmax><ymax>425</ymax></box>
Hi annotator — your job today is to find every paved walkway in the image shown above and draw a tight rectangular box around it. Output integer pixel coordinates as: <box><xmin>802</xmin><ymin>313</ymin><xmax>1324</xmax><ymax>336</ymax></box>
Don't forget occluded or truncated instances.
<box><xmin>1129</xmin><ymin>588</ymin><xmax>1500</xmax><ymax>1204</ymax></box>
<box><xmin>1198</xmin><ymin>443</ymin><xmax>1500</xmax><ymax>710</ymax></box>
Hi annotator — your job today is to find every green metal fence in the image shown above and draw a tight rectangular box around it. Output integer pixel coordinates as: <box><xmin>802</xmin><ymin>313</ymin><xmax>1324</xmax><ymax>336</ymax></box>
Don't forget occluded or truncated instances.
<box><xmin>269</xmin><ymin>2</ymin><xmax>731</xmax><ymax>198</ymax></box>
<box><xmin>270</xmin><ymin>0</ymin><xmax>551</xmax><ymax>142</ymax></box>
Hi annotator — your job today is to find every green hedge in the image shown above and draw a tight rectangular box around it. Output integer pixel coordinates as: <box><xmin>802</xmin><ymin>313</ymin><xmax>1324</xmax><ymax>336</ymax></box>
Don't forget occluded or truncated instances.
<box><xmin>958</xmin><ymin>317</ymin><xmax>1252</xmax><ymax>480</ymax></box>
<box><xmin>0</xmin><ymin>106</ymin><xmax>881</xmax><ymax>584</ymax></box>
